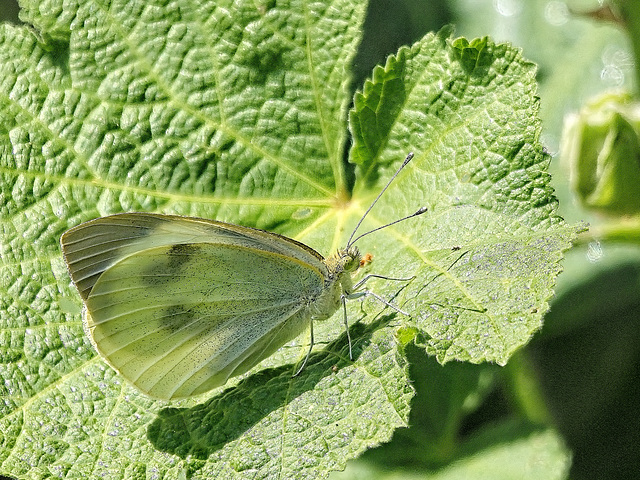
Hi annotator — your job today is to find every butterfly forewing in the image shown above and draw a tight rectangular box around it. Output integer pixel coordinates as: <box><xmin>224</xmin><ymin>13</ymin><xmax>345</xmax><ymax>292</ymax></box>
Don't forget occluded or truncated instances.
<box><xmin>61</xmin><ymin>213</ymin><xmax>326</xmax><ymax>301</ymax></box>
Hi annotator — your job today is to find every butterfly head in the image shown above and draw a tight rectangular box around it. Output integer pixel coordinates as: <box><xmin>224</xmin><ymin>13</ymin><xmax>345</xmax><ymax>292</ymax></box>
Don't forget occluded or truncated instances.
<box><xmin>340</xmin><ymin>245</ymin><xmax>361</xmax><ymax>274</ymax></box>
<box><xmin>324</xmin><ymin>245</ymin><xmax>361</xmax><ymax>277</ymax></box>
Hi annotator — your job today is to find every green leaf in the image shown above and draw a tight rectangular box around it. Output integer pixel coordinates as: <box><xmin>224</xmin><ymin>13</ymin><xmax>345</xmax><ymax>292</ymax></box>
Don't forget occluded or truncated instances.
<box><xmin>1</xmin><ymin>1</ymin><xmax>576</xmax><ymax>479</ymax></box>
<box><xmin>352</xmin><ymin>347</ymin><xmax>500</xmax><ymax>469</ymax></box>
<box><xmin>331</xmin><ymin>421</ymin><xmax>571</xmax><ymax>480</ymax></box>
<box><xmin>349</xmin><ymin>34</ymin><xmax>578</xmax><ymax>365</ymax></box>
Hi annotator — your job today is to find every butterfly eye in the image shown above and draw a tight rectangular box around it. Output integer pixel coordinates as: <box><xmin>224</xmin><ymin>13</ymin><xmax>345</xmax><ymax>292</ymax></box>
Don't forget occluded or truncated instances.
<box><xmin>342</xmin><ymin>246</ymin><xmax>361</xmax><ymax>273</ymax></box>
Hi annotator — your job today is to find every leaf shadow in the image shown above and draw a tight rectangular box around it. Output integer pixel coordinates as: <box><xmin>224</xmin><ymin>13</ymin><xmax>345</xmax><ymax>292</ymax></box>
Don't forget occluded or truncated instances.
<box><xmin>146</xmin><ymin>314</ymin><xmax>395</xmax><ymax>460</ymax></box>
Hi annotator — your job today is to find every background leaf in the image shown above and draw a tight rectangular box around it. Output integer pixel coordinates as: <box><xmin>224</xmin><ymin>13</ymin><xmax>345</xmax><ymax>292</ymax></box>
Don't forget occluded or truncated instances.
<box><xmin>0</xmin><ymin>0</ymin><xmax>574</xmax><ymax>479</ymax></box>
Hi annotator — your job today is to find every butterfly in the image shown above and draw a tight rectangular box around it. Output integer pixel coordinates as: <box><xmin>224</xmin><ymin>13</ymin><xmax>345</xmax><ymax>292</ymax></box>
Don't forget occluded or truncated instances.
<box><xmin>61</xmin><ymin>153</ymin><xmax>425</xmax><ymax>400</ymax></box>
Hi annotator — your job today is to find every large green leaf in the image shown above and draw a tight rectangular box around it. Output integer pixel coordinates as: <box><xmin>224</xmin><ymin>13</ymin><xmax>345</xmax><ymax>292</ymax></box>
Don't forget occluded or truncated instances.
<box><xmin>349</xmin><ymin>35</ymin><xmax>578</xmax><ymax>364</ymax></box>
<box><xmin>0</xmin><ymin>0</ymin><xmax>576</xmax><ymax>479</ymax></box>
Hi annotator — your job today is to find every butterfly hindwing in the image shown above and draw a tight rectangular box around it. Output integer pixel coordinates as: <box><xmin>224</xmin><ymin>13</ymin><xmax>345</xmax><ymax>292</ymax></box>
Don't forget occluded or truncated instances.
<box><xmin>83</xmin><ymin>241</ymin><xmax>327</xmax><ymax>399</ymax></box>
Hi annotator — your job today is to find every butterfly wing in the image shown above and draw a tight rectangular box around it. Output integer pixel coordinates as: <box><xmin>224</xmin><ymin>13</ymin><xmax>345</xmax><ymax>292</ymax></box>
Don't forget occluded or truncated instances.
<box><xmin>61</xmin><ymin>213</ymin><xmax>332</xmax><ymax>400</ymax></box>
<box><xmin>61</xmin><ymin>213</ymin><xmax>326</xmax><ymax>301</ymax></box>
<box><xmin>83</xmin><ymin>242</ymin><xmax>326</xmax><ymax>399</ymax></box>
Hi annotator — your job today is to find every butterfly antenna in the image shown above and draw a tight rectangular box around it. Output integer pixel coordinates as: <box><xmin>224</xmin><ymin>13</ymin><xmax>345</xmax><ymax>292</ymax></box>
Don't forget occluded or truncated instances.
<box><xmin>348</xmin><ymin>206</ymin><xmax>428</xmax><ymax>246</ymax></box>
<box><xmin>346</xmin><ymin>152</ymin><xmax>427</xmax><ymax>248</ymax></box>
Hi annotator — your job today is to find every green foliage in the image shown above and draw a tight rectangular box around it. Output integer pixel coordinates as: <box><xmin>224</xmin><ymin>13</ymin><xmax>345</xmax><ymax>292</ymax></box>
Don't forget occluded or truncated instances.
<box><xmin>446</xmin><ymin>1</ymin><xmax>640</xmax><ymax>479</ymax></box>
<box><xmin>0</xmin><ymin>0</ymin><xmax>577</xmax><ymax>479</ymax></box>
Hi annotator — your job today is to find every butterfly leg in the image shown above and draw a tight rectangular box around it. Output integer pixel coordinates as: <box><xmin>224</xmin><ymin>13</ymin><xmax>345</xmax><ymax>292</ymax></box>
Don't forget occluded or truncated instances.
<box><xmin>342</xmin><ymin>295</ymin><xmax>353</xmax><ymax>360</ymax></box>
<box><xmin>353</xmin><ymin>273</ymin><xmax>414</xmax><ymax>291</ymax></box>
<box><xmin>293</xmin><ymin>317</ymin><xmax>315</xmax><ymax>377</ymax></box>
<box><xmin>349</xmin><ymin>273</ymin><xmax>414</xmax><ymax>316</ymax></box>
<box><xmin>345</xmin><ymin>290</ymin><xmax>409</xmax><ymax>316</ymax></box>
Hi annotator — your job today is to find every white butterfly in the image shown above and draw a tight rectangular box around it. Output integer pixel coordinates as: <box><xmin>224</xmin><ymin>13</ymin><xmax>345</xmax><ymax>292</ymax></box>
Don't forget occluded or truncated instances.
<box><xmin>61</xmin><ymin>154</ymin><xmax>424</xmax><ymax>400</ymax></box>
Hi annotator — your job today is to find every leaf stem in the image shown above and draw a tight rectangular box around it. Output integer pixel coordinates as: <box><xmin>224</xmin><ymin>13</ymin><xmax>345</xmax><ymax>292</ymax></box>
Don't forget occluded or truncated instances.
<box><xmin>574</xmin><ymin>217</ymin><xmax>640</xmax><ymax>246</ymax></box>
<box><xmin>502</xmin><ymin>351</ymin><xmax>554</xmax><ymax>425</ymax></box>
